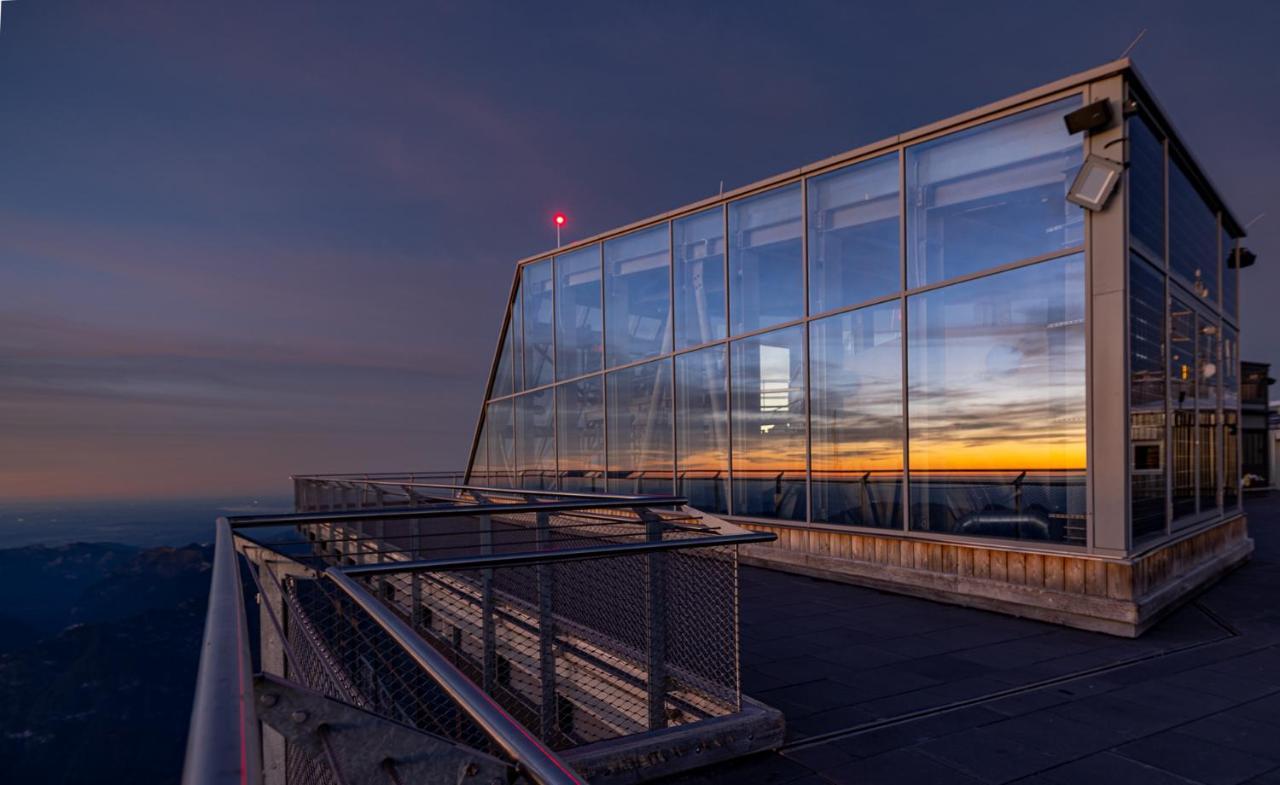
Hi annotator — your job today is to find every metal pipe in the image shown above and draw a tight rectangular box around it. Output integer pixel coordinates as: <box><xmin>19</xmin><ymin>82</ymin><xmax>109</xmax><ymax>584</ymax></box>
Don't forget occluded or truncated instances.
<box><xmin>323</xmin><ymin>569</ymin><xmax>585</xmax><ymax>785</ymax></box>
<box><xmin>228</xmin><ymin>496</ymin><xmax>689</xmax><ymax>529</ymax></box>
<box><xmin>181</xmin><ymin>519</ymin><xmax>261</xmax><ymax>785</ymax></box>
<box><xmin>338</xmin><ymin>531</ymin><xmax>777</xmax><ymax>577</ymax></box>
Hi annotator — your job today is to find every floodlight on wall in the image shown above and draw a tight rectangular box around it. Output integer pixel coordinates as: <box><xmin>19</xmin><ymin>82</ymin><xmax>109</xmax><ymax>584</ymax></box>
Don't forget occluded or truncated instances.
<box><xmin>1063</xmin><ymin>99</ymin><xmax>1114</xmax><ymax>135</ymax></box>
<box><xmin>1231</xmin><ymin>247</ymin><xmax>1257</xmax><ymax>269</ymax></box>
<box><xmin>1066</xmin><ymin>155</ymin><xmax>1125</xmax><ymax>211</ymax></box>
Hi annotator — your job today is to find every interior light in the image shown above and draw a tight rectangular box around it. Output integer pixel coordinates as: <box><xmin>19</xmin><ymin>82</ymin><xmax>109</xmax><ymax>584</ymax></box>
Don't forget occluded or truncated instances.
<box><xmin>1066</xmin><ymin>155</ymin><xmax>1124</xmax><ymax>212</ymax></box>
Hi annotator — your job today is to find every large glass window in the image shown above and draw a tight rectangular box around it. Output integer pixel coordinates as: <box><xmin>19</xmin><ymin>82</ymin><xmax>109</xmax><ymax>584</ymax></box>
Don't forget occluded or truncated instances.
<box><xmin>1169</xmin><ymin>298</ymin><xmax>1196</xmax><ymax>521</ymax></box>
<box><xmin>730</xmin><ymin>326</ymin><xmax>806</xmax><ymax>520</ymax></box>
<box><xmin>906</xmin><ymin>97</ymin><xmax>1084</xmax><ymax>289</ymax></box>
<box><xmin>728</xmin><ymin>185</ymin><xmax>803</xmax><ymax>335</ymax></box>
<box><xmin>1169</xmin><ymin>159</ymin><xmax>1218</xmax><ymax>304</ymax></box>
<box><xmin>556</xmin><ymin>375</ymin><xmax>604</xmax><ymax>493</ymax></box>
<box><xmin>808</xmin><ymin>154</ymin><xmax>901</xmax><ymax>314</ymax></box>
<box><xmin>1223</xmin><ymin>325</ymin><xmax>1240</xmax><ymax>511</ymax></box>
<box><xmin>1129</xmin><ymin>256</ymin><xmax>1167</xmax><ymax>540</ymax></box>
<box><xmin>605</xmin><ymin>225</ymin><xmax>671</xmax><ymax>367</ymax></box>
<box><xmin>674</xmin><ymin>208</ymin><xmax>726</xmax><ymax>350</ymax></box>
<box><xmin>1223</xmin><ymin>229</ymin><xmax>1238</xmax><ymax>322</ymax></box>
<box><xmin>810</xmin><ymin>302</ymin><xmax>903</xmax><ymax>528</ymax></box>
<box><xmin>522</xmin><ymin>260</ymin><xmax>555</xmax><ymax>389</ymax></box>
<box><xmin>907</xmin><ymin>255</ymin><xmax>1086</xmax><ymax>543</ymax></box>
<box><xmin>607</xmin><ymin>359</ymin><xmax>673</xmax><ymax>495</ymax></box>
<box><xmin>1198</xmin><ymin>313</ymin><xmax>1220</xmax><ymax>514</ymax></box>
<box><xmin>675</xmin><ymin>345</ymin><xmax>729</xmax><ymax>514</ymax></box>
<box><xmin>1128</xmin><ymin>114</ymin><xmax>1165</xmax><ymax>264</ymax></box>
<box><xmin>492</xmin><ymin>281</ymin><xmax>522</xmax><ymax>398</ymax></box>
<box><xmin>516</xmin><ymin>389</ymin><xmax>555</xmax><ymax>490</ymax></box>
<box><xmin>471</xmin><ymin>417</ymin><xmax>490</xmax><ymax>485</ymax></box>
<box><xmin>486</xmin><ymin>399</ymin><xmax>516</xmax><ymax>488</ymax></box>
<box><xmin>555</xmin><ymin>244</ymin><xmax>603</xmax><ymax>381</ymax></box>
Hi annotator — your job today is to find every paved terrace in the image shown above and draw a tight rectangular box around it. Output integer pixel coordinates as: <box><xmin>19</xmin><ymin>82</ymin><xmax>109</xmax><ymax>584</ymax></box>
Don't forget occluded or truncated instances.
<box><xmin>666</xmin><ymin>495</ymin><xmax>1280</xmax><ymax>785</ymax></box>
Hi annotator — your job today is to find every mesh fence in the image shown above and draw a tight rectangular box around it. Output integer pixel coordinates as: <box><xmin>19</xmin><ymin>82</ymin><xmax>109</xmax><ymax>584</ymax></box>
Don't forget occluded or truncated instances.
<box><xmin>268</xmin><ymin>485</ymin><xmax>743</xmax><ymax>758</ymax></box>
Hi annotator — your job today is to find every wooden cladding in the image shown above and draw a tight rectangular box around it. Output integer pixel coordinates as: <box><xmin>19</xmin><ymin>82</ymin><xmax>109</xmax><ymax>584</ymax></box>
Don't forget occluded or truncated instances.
<box><xmin>739</xmin><ymin>515</ymin><xmax>1248</xmax><ymax>606</ymax></box>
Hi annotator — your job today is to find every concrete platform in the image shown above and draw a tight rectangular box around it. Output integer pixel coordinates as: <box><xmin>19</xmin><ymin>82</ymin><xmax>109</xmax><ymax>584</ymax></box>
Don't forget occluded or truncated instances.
<box><xmin>661</xmin><ymin>494</ymin><xmax>1280</xmax><ymax>784</ymax></box>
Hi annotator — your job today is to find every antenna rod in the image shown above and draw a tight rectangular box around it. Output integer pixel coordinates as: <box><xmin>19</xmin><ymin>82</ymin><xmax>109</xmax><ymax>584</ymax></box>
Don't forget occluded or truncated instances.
<box><xmin>1121</xmin><ymin>28</ymin><xmax>1148</xmax><ymax>58</ymax></box>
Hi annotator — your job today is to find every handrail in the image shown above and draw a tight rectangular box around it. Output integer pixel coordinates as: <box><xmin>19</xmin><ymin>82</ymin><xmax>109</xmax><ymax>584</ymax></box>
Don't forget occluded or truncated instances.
<box><xmin>228</xmin><ymin>495</ymin><xmax>689</xmax><ymax>529</ymax></box>
<box><xmin>339</xmin><ymin>531</ymin><xmax>777</xmax><ymax>577</ymax></box>
<box><xmin>324</xmin><ymin>568</ymin><xmax>586</xmax><ymax>785</ymax></box>
<box><xmin>181</xmin><ymin>519</ymin><xmax>260</xmax><ymax>785</ymax></box>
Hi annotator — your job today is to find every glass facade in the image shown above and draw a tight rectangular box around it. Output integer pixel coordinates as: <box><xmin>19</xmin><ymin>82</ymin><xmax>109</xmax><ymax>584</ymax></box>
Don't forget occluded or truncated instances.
<box><xmin>728</xmin><ymin>184</ymin><xmax>803</xmax><ymax>335</ymax></box>
<box><xmin>555</xmin><ymin>245</ymin><xmax>603</xmax><ymax>381</ymax></box>
<box><xmin>674</xmin><ymin>208</ymin><xmax>726</xmax><ymax>350</ymax></box>
<box><xmin>810</xmin><ymin>302</ymin><xmax>902</xmax><ymax>527</ymax></box>
<box><xmin>906</xmin><ymin>96</ymin><xmax>1083</xmax><ymax>289</ymax></box>
<box><xmin>605</xmin><ymin>225</ymin><xmax>671</xmax><ymax>367</ymax></box>
<box><xmin>808</xmin><ymin>154</ymin><xmax>900</xmax><ymax>314</ymax></box>
<box><xmin>908</xmin><ymin>255</ymin><xmax>1086</xmax><ymax>543</ymax></box>
<box><xmin>1129</xmin><ymin>256</ymin><xmax>1167</xmax><ymax>540</ymax></box>
<box><xmin>1127</xmin><ymin>106</ymin><xmax>1240</xmax><ymax>538</ymax></box>
<box><xmin>471</xmin><ymin>84</ymin><xmax>1243</xmax><ymax>556</ymax></box>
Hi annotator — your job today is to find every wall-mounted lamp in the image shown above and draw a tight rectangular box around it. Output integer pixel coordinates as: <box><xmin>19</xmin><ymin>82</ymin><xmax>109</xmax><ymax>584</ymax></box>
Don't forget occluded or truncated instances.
<box><xmin>1231</xmin><ymin>247</ymin><xmax>1257</xmax><ymax>269</ymax></box>
<box><xmin>1066</xmin><ymin>155</ymin><xmax>1125</xmax><ymax>212</ymax></box>
<box><xmin>1064</xmin><ymin>99</ymin><xmax>1114</xmax><ymax>135</ymax></box>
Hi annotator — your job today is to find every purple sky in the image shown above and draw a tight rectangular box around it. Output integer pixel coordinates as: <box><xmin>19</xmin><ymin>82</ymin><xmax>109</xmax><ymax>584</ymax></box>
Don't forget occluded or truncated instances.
<box><xmin>1</xmin><ymin>1</ymin><xmax>1276</xmax><ymax>501</ymax></box>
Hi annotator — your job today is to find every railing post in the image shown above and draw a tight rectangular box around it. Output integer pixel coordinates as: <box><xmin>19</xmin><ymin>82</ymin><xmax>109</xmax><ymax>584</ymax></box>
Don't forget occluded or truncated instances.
<box><xmin>481</xmin><ymin>513</ymin><xmax>496</xmax><ymax>694</ymax></box>
<box><xmin>536</xmin><ymin>510</ymin><xmax>556</xmax><ymax>738</ymax></box>
<box><xmin>645</xmin><ymin>512</ymin><xmax>667</xmax><ymax>730</ymax></box>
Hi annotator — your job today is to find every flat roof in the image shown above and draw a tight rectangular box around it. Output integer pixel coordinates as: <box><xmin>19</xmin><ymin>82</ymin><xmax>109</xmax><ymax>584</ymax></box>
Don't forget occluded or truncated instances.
<box><xmin>515</xmin><ymin>57</ymin><xmax>1246</xmax><ymax>267</ymax></box>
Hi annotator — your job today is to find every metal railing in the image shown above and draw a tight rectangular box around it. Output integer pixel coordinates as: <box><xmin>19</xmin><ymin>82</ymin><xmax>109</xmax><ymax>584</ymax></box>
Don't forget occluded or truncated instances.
<box><xmin>183</xmin><ymin>478</ymin><xmax>776</xmax><ymax>785</ymax></box>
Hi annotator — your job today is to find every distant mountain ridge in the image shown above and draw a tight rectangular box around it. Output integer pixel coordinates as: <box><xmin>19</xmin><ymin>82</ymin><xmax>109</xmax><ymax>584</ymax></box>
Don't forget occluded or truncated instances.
<box><xmin>0</xmin><ymin>541</ymin><xmax>215</xmax><ymax>785</ymax></box>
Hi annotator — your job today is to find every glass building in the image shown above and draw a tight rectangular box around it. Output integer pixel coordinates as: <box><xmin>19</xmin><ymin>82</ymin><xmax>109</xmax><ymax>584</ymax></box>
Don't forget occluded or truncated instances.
<box><xmin>465</xmin><ymin>60</ymin><xmax>1256</xmax><ymax>636</ymax></box>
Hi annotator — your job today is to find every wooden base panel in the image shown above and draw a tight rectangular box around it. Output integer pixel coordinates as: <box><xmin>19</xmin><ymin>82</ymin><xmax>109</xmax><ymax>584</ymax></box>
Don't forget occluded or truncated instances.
<box><xmin>737</xmin><ymin>516</ymin><xmax>1252</xmax><ymax>637</ymax></box>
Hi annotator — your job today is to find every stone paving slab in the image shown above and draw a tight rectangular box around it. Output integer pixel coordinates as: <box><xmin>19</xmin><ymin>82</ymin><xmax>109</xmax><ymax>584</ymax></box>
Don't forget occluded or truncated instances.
<box><xmin>658</xmin><ymin>494</ymin><xmax>1280</xmax><ymax>785</ymax></box>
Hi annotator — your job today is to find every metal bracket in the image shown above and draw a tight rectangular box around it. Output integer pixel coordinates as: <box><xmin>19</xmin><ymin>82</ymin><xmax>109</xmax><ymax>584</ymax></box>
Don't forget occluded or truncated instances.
<box><xmin>253</xmin><ymin>673</ymin><xmax>512</xmax><ymax>785</ymax></box>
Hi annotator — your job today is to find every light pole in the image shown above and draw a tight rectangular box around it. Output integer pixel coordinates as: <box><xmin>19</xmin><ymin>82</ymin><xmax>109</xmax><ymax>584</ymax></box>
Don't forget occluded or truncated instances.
<box><xmin>554</xmin><ymin>213</ymin><xmax>566</xmax><ymax>248</ymax></box>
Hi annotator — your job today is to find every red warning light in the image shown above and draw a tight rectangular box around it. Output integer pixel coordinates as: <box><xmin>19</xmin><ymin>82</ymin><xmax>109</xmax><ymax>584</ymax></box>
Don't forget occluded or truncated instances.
<box><xmin>554</xmin><ymin>213</ymin><xmax>566</xmax><ymax>226</ymax></box>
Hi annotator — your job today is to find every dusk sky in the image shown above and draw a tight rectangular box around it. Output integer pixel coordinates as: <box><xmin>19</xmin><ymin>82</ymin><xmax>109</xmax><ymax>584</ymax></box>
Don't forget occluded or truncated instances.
<box><xmin>1</xmin><ymin>1</ymin><xmax>1276</xmax><ymax>502</ymax></box>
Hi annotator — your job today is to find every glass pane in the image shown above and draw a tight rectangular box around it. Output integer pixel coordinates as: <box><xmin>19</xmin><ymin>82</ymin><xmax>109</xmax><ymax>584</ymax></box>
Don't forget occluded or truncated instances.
<box><xmin>605</xmin><ymin>224</ymin><xmax>671</xmax><ymax>367</ymax></box>
<box><xmin>1169</xmin><ymin>159</ymin><xmax>1218</xmax><ymax>304</ymax></box>
<box><xmin>1170</xmin><ymin>298</ymin><xmax>1196</xmax><ymax>521</ymax></box>
<box><xmin>810</xmin><ymin>301</ymin><xmax>903</xmax><ymax>528</ymax></box>
<box><xmin>487</xmin><ymin>399</ymin><xmax>516</xmax><ymax>488</ymax></box>
<box><xmin>1129</xmin><ymin>256</ymin><xmax>1166</xmax><ymax>539</ymax></box>
<box><xmin>808</xmin><ymin>153</ymin><xmax>901</xmax><ymax>313</ymax></box>
<box><xmin>557</xmin><ymin>376</ymin><xmax>604</xmax><ymax>493</ymax></box>
<box><xmin>1223</xmin><ymin>325</ymin><xmax>1240</xmax><ymax>510</ymax></box>
<box><xmin>728</xmin><ymin>184</ymin><xmax>803</xmax><ymax>335</ymax></box>
<box><xmin>492</xmin><ymin>280</ymin><xmax>521</xmax><ymax>398</ymax></box>
<box><xmin>906</xmin><ymin>96</ymin><xmax>1084</xmax><ymax>289</ymax></box>
<box><xmin>516</xmin><ymin>389</ymin><xmax>555</xmax><ymax>490</ymax></box>
<box><xmin>674</xmin><ymin>207</ymin><xmax>727</xmax><ymax>349</ymax></box>
<box><xmin>607</xmin><ymin>359</ymin><xmax>673</xmax><ymax>495</ymax></box>
<box><xmin>731</xmin><ymin>326</ymin><xmax>806</xmax><ymax>520</ymax></box>
<box><xmin>522</xmin><ymin>260</ymin><xmax>555</xmax><ymax>389</ymax></box>
<box><xmin>907</xmin><ymin>255</ymin><xmax>1086</xmax><ymax>544</ymax></box>
<box><xmin>1198</xmin><ymin>314</ymin><xmax>1219</xmax><ymax>513</ymax></box>
<box><xmin>1223</xmin><ymin>229</ymin><xmax>1238</xmax><ymax>321</ymax></box>
<box><xmin>471</xmin><ymin>417</ymin><xmax>490</xmax><ymax>486</ymax></box>
<box><xmin>555</xmin><ymin>245</ymin><xmax>603</xmax><ymax>381</ymax></box>
<box><xmin>675</xmin><ymin>345</ymin><xmax>729</xmax><ymax>514</ymax></box>
<box><xmin>1128</xmin><ymin>114</ymin><xmax>1165</xmax><ymax>263</ymax></box>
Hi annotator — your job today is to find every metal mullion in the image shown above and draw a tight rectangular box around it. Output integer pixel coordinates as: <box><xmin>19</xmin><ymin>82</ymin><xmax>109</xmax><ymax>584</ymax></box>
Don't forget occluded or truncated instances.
<box><xmin>801</xmin><ymin>174</ymin><xmax>813</xmax><ymax>524</ymax></box>
<box><xmin>899</xmin><ymin>148</ymin><xmax>911</xmax><ymax>533</ymax></box>
<box><xmin>668</xmin><ymin>220</ymin><xmax>677</xmax><ymax>496</ymax></box>
<box><xmin>1163</xmin><ymin>134</ymin><xmax>1173</xmax><ymax>538</ymax></box>
<box><xmin>724</xmin><ymin>204</ymin><xmax>734</xmax><ymax>516</ymax></box>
